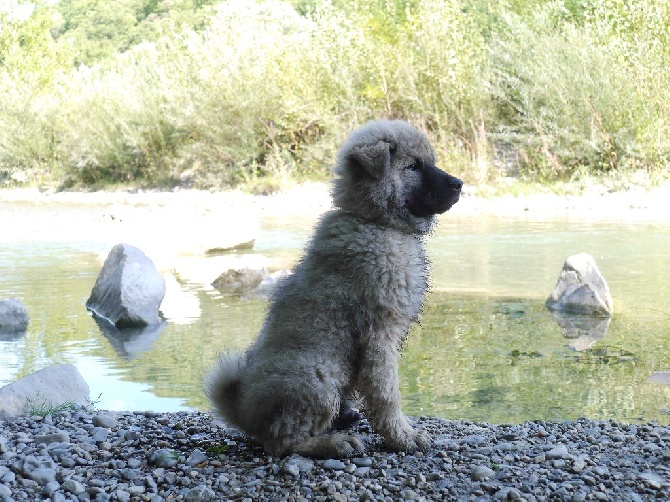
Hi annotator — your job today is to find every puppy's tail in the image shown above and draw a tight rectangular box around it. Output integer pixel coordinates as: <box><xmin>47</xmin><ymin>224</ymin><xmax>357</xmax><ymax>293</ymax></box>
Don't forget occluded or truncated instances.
<box><xmin>205</xmin><ymin>352</ymin><xmax>246</xmax><ymax>428</ymax></box>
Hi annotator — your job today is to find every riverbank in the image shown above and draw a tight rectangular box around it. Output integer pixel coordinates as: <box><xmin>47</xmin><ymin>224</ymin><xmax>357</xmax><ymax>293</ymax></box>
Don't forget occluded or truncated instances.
<box><xmin>1</xmin><ymin>408</ymin><xmax>669</xmax><ymax>501</ymax></box>
<box><xmin>2</xmin><ymin>178</ymin><xmax>670</xmax><ymax>233</ymax></box>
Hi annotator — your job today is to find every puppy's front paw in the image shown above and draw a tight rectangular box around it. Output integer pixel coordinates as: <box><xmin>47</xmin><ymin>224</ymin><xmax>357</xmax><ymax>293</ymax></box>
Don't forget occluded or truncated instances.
<box><xmin>294</xmin><ymin>433</ymin><xmax>365</xmax><ymax>458</ymax></box>
<box><xmin>387</xmin><ymin>427</ymin><xmax>431</xmax><ymax>453</ymax></box>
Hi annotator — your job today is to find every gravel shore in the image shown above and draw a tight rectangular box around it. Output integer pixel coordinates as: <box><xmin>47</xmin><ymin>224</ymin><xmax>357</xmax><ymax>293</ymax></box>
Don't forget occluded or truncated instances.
<box><xmin>1</xmin><ymin>409</ymin><xmax>669</xmax><ymax>501</ymax></box>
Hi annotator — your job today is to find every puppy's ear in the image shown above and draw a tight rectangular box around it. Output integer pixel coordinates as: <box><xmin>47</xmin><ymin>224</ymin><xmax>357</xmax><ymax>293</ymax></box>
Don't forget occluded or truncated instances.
<box><xmin>346</xmin><ymin>141</ymin><xmax>394</xmax><ymax>180</ymax></box>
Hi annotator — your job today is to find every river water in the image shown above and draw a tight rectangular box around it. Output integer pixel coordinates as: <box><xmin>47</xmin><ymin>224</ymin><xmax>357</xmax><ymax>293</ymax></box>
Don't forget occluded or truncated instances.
<box><xmin>2</xmin><ymin>207</ymin><xmax>670</xmax><ymax>424</ymax></box>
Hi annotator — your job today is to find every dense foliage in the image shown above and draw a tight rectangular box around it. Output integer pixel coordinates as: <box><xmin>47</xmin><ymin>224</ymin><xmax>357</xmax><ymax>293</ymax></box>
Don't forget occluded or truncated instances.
<box><xmin>1</xmin><ymin>0</ymin><xmax>669</xmax><ymax>190</ymax></box>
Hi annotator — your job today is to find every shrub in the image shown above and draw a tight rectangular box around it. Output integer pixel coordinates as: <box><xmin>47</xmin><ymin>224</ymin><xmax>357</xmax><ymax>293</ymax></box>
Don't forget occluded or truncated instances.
<box><xmin>487</xmin><ymin>1</ymin><xmax>670</xmax><ymax>180</ymax></box>
<box><xmin>1</xmin><ymin>0</ymin><xmax>670</xmax><ymax>189</ymax></box>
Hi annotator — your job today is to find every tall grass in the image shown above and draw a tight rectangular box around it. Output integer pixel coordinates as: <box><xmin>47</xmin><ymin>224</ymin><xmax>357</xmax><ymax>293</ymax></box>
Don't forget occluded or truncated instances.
<box><xmin>1</xmin><ymin>0</ymin><xmax>669</xmax><ymax>190</ymax></box>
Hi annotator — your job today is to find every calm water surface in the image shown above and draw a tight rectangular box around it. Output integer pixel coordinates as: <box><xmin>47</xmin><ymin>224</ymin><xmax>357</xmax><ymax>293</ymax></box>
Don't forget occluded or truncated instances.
<box><xmin>2</xmin><ymin>211</ymin><xmax>670</xmax><ymax>424</ymax></box>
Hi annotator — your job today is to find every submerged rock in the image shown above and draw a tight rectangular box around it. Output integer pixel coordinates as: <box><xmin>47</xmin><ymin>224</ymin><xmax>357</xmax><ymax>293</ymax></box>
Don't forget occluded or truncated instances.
<box><xmin>86</xmin><ymin>243</ymin><xmax>166</xmax><ymax>328</ymax></box>
<box><xmin>212</xmin><ymin>267</ymin><xmax>266</xmax><ymax>294</ymax></box>
<box><xmin>648</xmin><ymin>372</ymin><xmax>670</xmax><ymax>385</ymax></box>
<box><xmin>546</xmin><ymin>253</ymin><xmax>613</xmax><ymax>317</ymax></box>
<box><xmin>212</xmin><ymin>267</ymin><xmax>290</xmax><ymax>298</ymax></box>
<box><xmin>0</xmin><ymin>364</ymin><xmax>90</xmax><ymax>420</ymax></box>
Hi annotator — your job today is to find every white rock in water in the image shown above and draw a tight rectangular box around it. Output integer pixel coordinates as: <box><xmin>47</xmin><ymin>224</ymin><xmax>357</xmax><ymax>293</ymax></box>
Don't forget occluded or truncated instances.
<box><xmin>546</xmin><ymin>253</ymin><xmax>613</xmax><ymax>316</ymax></box>
<box><xmin>87</xmin><ymin>243</ymin><xmax>166</xmax><ymax>328</ymax></box>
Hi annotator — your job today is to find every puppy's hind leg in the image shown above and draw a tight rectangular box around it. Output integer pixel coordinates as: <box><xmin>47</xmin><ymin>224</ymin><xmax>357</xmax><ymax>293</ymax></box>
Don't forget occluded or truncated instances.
<box><xmin>256</xmin><ymin>386</ymin><xmax>365</xmax><ymax>458</ymax></box>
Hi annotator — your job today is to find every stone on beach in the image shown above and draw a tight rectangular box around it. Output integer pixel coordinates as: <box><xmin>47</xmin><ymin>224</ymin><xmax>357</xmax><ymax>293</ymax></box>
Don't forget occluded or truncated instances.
<box><xmin>0</xmin><ymin>364</ymin><xmax>90</xmax><ymax>420</ymax></box>
<box><xmin>546</xmin><ymin>252</ymin><xmax>613</xmax><ymax>316</ymax></box>
<box><xmin>86</xmin><ymin>243</ymin><xmax>166</xmax><ymax>328</ymax></box>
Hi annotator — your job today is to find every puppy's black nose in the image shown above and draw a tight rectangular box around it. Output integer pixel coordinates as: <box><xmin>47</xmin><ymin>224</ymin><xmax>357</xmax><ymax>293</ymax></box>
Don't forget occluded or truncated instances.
<box><xmin>448</xmin><ymin>175</ymin><xmax>463</xmax><ymax>191</ymax></box>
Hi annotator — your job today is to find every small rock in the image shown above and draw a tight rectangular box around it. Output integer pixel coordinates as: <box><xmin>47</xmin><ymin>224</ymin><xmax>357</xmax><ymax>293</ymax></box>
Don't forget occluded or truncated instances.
<box><xmin>352</xmin><ymin>457</ymin><xmax>373</xmax><ymax>467</ymax></box>
<box><xmin>92</xmin><ymin>414</ymin><xmax>118</xmax><ymax>428</ymax></box>
<box><xmin>283</xmin><ymin>462</ymin><xmax>300</xmax><ymax>477</ymax></box>
<box><xmin>62</xmin><ymin>479</ymin><xmax>85</xmax><ymax>494</ymax></box>
<box><xmin>639</xmin><ymin>472</ymin><xmax>664</xmax><ymax>489</ymax></box>
<box><xmin>184</xmin><ymin>485</ymin><xmax>216</xmax><ymax>502</ymax></box>
<box><xmin>322</xmin><ymin>459</ymin><xmax>346</xmax><ymax>471</ymax></box>
<box><xmin>546</xmin><ymin>444</ymin><xmax>571</xmax><ymax>460</ymax></box>
<box><xmin>35</xmin><ymin>431</ymin><xmax>70</xmax><ymax>445</ymax></box>
<box><xmin>186</xmin><ymin>449</ymin><xmax>207</xmax><ymax>466</ymax></box>
<box><xmin>284</xmin><ymin>454</ymin><xmax>314</xmax><ymax>473</ymax></box>
<box><xmin>148</xmin><ymin>448</ymin><xmax>179</xmax><ymax>467</ymax></box>
<box><xmin>41</xmin><ymin>480</ymin><xmax>60</xmax><ymax>496</ymax></box>
<box><xmin>115</xmin><ymin>489</ymin><xmax>131</xmax><ymax>502</ymax></box>
<box><xmin>0</xmin><ymin>484</ymin><xmax>13</xmax><ymax>499</ymax></box>
<box><xmin>494</xmin><ymin>487</ymin><xmax>522</xmax><ymax>500</ymax></box>
<box><xmin>399</xmin><ymin>489</ymin><xmax>422</xmax><ymax>500</ymax></box>
<box><xmin>471</xmin><ymin>465</ymin><xmax>496</xmax><ymax>481</ymax></box>
<box><xmin>212</xmin><ymin>268</ymin><xmax>267</xmax><ymax>295</ymax></box>
<box><xmin>89</xmin><ymin>427</ymin><xmax>109</xmax><ymax>443</ymax></box>
<box><xmin>572</xmin><ymin>458</ymin><xmax>587</xmax><ymax>473</ymax></box>
<box><xmin>27</xmin><ymin>467</ymin><xmax>57</xmax><ymax>486</ymax></box>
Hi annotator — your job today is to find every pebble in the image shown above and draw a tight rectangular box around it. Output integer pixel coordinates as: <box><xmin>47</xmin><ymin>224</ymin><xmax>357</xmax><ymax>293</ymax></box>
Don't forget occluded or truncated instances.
<box><xmin>0</xmin><ymin>411</ymin><xmax>669</xmax><ymax>500</ymax></box>
<box><xmin>92</xmin><ymin>413</ymin><xmax>118</xmax><ymax>429</ymax></box>
<box><xmin>323</xmin><ymin>459</ymin><xmax>346</xmax><ymax>471</ymax></box>
<box><xmin>471</xmin><ymin>464</ymin><xmax>496</xmax><ymax>480</ymax></box>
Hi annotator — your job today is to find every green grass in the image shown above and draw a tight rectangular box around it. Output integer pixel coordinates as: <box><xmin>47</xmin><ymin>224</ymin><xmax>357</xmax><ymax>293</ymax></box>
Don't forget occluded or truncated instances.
<box><xmin>27</xmin><ymin>396</ymin><xmax>78</xmax><ymax>417</ymax></box>
<box><xmin>1</xmin><ymin>0</ymin><xmax>670</xmax><ymax>191</ymax></box>
<box><xmin>26</xmin><ymin>392</ymin><xmax>102</xmax><ymax>417</ymax></box>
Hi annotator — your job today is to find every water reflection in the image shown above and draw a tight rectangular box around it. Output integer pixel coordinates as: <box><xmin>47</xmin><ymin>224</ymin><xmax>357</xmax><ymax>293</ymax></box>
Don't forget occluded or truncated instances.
<box><xmin>93</xmin><ymin>315</ymin><xmax>168</xmax><ymax>360</ymax></box>
<box><xmin>1</xmin><ymin>216</ymin><xmax>670</xmax><ymax>424</ymax></box>
<box><xmin>552</xmin><ymin>312</ymin><xmax>611</xmax><ymax>351</ymax></box>
<box><xmin>0</xmin><ymin>327</ymin><xmax>27</xmax><ymax>341</ymax></box>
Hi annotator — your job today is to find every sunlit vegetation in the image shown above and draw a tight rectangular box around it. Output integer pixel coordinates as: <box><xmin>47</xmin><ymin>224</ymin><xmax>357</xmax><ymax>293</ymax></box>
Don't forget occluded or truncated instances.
<box><xmin>1</xmin><ymin>0</ymin><xmax>669</xmax><ymax>191</ymax></box>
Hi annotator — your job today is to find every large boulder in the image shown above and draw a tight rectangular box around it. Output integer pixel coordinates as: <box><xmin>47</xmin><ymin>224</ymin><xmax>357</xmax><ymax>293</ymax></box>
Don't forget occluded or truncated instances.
<box><xmin>0</xmin><ymin>298</ymin><xmax>29</xmax><ymax>335</ymax></box>
<box><xmin>546</xmin><ymin>253</ymin><xmax>613</xmax><ymax>317</ymax></box>
<box><xmin>0</xmin><ymin>364</ymin><xmax>90</xmax><ymax>420</ymax></box>
<box><xmin>86</xmin><ymin>243</ymin><xmax>166</xmax><ymax>328</ymax></box>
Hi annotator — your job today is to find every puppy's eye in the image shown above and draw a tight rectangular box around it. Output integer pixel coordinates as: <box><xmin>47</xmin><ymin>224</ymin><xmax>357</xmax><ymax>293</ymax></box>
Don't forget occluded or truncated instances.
<box><xmin>404</xmin><ymin>162</ymin><xmax>421</xmax><ymax>172</ymax></box>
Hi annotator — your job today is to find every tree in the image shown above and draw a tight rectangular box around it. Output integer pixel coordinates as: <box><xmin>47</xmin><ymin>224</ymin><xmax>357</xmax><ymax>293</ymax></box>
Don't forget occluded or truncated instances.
<box><xmin>0</xmin><ymin>1</ymin><xmax>72</xmax><ymax>86</ymax></box>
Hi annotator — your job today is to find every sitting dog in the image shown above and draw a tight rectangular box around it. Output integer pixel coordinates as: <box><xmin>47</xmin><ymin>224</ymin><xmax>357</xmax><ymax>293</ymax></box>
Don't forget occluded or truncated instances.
<box><xmin>206</xmin><ymin>119</ymin><xmax>462</xmax><ymax>457</ymax></box>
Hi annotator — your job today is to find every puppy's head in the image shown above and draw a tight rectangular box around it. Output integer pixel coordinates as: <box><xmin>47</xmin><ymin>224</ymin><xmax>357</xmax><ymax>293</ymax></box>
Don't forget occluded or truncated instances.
<box><xmin>332</xmin><ymin>119</ymin><xmax>462</xmax><ymax>234</ymax></box>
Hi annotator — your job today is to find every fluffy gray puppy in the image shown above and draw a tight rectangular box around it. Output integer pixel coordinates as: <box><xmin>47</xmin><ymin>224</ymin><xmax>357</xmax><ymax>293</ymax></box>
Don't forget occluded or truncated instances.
<box><xmin>206</xmin><ymin>119</ymin><xmax>462</xmax><ymax>458</ymax></box>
